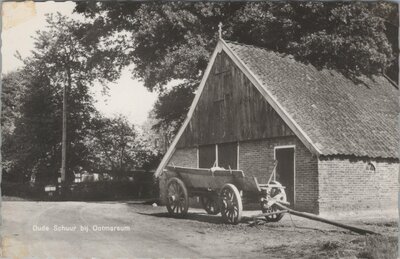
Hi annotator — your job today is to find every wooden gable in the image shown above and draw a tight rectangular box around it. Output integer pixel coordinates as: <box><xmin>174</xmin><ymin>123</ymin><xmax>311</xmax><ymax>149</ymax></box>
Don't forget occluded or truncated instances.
<box><xmin>177</xmin><ymin>51</ymin><xmax>294</xmax><ymax>148</ymax></box>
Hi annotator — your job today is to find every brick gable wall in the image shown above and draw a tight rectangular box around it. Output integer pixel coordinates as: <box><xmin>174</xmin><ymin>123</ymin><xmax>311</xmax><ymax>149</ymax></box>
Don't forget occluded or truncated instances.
<box><xmin>318</xmin><ymin>156</ymin><xmax>398</xmax><ymax>216</ymax></box>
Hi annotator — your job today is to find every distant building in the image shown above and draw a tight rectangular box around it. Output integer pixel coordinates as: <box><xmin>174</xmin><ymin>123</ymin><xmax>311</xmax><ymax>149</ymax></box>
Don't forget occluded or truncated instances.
<box><xmin>74</xmin><ymin>173</ymin><xmax>81</xmax><ymax>183</ymax></box>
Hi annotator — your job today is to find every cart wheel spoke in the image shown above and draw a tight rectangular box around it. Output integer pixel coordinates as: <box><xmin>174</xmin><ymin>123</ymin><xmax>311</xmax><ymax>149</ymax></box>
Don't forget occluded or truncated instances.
<box><xmin>227</xmin><ymin>210</ymin><xmax>232</xmax><ymax>222</ymax></box>
<box><xmin>230</xmin><ymin>211</ymin><xmax>235</xmax><ymax>222</ymax></box>
<box><xmin>200</xmin><ymin>196</ymin><xmax>220</xmax><ymax>215</ymax></box>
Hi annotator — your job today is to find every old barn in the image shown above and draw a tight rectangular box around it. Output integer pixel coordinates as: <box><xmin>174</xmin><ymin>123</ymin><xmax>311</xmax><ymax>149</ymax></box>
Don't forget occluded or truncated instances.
<box><xmin>155</xmin><ymin>38</ymin><xmax>399</xmax><ymax>216</ymax></box>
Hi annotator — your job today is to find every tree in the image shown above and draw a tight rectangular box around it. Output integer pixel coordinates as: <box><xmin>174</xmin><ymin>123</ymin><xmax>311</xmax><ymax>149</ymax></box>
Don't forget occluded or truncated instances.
<box><xmin>132</xmin><ymin>129</ymin><xmax>164</xmax><ymax>172</ymax></box>
<box><xmin>75</xmin><ymin>2</ymin><xmax>398</xmax><ymax>135</ymax></box>
<box><xmin>88</xmin><ymin>114</ymin><xmax>136</xmax><ymax>176</ymax></box>
<box><xmin>86</xmin><ymin>114</ymin><xmax>156</xmax><ymax>178</ymax></box>
<box><xmin>1</xmin><ymin>70</ymin><xmax>28</xmax><ymax>180</ymax></box>
<box><xmin>1</xmin><ymin>71</ymin><xmax>26</xmax><ymax>135</ymax></box>
<box><xmin>232</xmin><ymin>3</ymin><xmax>397</xmax><ymax>78</ymax></box>
<box><xmin>140</xmin><ymin>111</ymin><xmax>173</xmax><ymax>169</ymax></box>
<box><xmin>2</xmin><ymin>13</ymin><xmax>126</xmax><ymax>183</ymax></box>
<box><xmin>141</xmin><ymin>112</ymin><xmax>169</xmax><ymax>153</ymax></box>
<box><xmin>152</xmin><ymin>82</ymin><xmax>196</xmax><ymax>135</ymax></box>
<box><xmin>75</xmin><ymin>2</ymin><xmax>397</xmax><ymax>85</ymax></box>
<box><xmin>6</xmin><ymin>70</ymin><xmax>95</xmax><ymax>183</ymax></box>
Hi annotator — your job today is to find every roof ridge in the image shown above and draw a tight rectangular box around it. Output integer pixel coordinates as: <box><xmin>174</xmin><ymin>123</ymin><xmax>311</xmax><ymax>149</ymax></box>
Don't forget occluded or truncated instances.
<box><xmin>382</xmin><ymin>73</ymin><xmax>399</xmax><ymax>89</ymax></box>
<box><xmin>225</xmin><ymin>39</ymin><xmax>396</xmax><ymax>84</ymax></box>
<box><xmin>224</xmin><ymin>39</ymin><xmax>295</xmax><ymax>61</ymax></box>
<box><xmin>224</xmin><ymin>39</ymin><xmax>273</xmax><ymax>52</ymax></box>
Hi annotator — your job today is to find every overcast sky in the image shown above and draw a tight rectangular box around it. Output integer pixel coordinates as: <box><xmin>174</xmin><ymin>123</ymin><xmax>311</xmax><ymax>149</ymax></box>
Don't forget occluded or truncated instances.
<box><xmin>2</xmin><ymin>1</ymin><xmax>158</xmax><ymax>125</ymax></box>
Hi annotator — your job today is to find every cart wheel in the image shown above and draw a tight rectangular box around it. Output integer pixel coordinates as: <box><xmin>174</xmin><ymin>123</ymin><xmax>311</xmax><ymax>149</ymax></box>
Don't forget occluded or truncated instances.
<box><xmin>200</xmin><ymin>196</ymin><xmax>220</xmax><ymax>215</ymax></box>
<box><xmin>261</xmin><ymin>181</ymin><xmax>286</xmax><ymax>222</ymax></box>
<box><xmin>166</xmin><ymin>177</ymin><xmax>189</xmax><ymax>217</ymax></box>
<box><xmin>220</xmin><ymin>184</ymin><xmax>242</xmax><ymax>224</ymax></box>
<box><xmin>262</xmin><ymin>204</ymin><xmax>284</xmax><ymax>222</ymax></box>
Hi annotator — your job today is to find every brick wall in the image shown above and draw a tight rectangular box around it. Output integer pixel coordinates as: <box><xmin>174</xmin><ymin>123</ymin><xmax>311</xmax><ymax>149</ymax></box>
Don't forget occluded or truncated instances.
<box><xmin>159</xmin><ymin>147</ymin><xmax>198</xmax><ymax>204</ymax></box>
<box><xmin>158</xmin><ymin>139</ymin><xmax>398</xmax><ymax>216</ymax></box>
<box><xmin>168</xmin><ymin>147</ymin><xmax>198</xmax><ymax>168</ymax></box>
<box><xmin>239</xmin><ymin>136</ymin><xmax>319</xmax><ymax>213</ymax></box>
<box><xmin>318</xmin><ymin>156</ymin><xmax>398</xmax><ymax>216</ymax></box>
<box><xmin>159</xmin><ymin>137</ymin><xmax>319</xmax><ymax>212</ymax></box>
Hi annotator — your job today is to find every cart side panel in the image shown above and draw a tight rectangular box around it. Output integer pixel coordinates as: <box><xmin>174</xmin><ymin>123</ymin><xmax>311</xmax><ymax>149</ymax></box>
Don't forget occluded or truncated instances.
<box><xmin>178</xmin><ymin>173</ymin><xmax>239</xmax><ymax>191</ymax></box>
<box><xmin>166</xmin><ymin>166</ymin><xmax>261</xmax><ymax>193</ymax></box>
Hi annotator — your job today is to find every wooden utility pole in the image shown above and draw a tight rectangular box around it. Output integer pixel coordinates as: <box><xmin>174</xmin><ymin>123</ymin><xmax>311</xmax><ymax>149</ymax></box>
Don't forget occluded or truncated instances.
<box><xmin>61</xmin><ymin>82</ymin><xmax>67</xmax><ymax>182</ymax></box>
<box><xmin>61</xmin><ymin>61</ymin><xmax>72</xmax><ymax>183</ymax></box>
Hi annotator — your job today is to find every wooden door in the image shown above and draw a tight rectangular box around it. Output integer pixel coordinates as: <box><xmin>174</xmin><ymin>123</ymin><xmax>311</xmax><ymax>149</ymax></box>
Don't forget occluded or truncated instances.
<box><xmin>275</xmin><ymin>147</ymin><xmax>295</xmax><ymax>207</ymax></box>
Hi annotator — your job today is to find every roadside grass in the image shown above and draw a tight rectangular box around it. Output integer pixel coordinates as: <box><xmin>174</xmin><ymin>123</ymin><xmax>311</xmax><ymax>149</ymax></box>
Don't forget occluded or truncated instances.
<box><xmin>262</xmin><ymin>235</ymin><xmax>398</xmax><ymax>259</ymax></box>
<box><xmin>314</xmin><ymin>235</ymin><xmax>398</xmax><ymax>259</ymax></box>
<box><xmin>1</xmin><ymin>196</ymin><xmax>28</xmax><ymax>201</ymax></box>
<box><xmin>357</xmin><ymin>235</ymin><xmax>398</xmax><ymax>259</ymax></box>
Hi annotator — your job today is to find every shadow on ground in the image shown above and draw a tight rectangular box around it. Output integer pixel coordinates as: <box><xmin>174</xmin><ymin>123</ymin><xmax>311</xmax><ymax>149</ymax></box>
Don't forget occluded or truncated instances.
<box><xmin>137</xmin><ymin>211</ymin><xmax>225</xmax><ymax>224</ymax></box>
<box><xmin>136</xmin><ymin>207</ymin><xmax>368</xmax><ymax>235</ymax></box>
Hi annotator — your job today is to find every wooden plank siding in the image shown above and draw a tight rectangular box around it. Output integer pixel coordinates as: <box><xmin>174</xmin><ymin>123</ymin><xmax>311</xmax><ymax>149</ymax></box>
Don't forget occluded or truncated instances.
<box><xmin>177</xmin><ymin>51</ymin><xmax>294</xmax><ymax>148</ymax></box>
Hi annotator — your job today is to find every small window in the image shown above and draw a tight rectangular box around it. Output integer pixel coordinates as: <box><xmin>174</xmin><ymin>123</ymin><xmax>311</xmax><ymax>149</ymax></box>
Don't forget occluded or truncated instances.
<box><xmin>198</xmin><ymin>143</ymin><xmax>238</xmax><ymax>169</ymax></box>
<box><xmin>366</xmin><ymin>162</ymin><xmax>376</xmax><ymax>173</ymax></box>
<box><xmin>218</xmin><ymin>142</ymin><xmax>238</xmax><ymax>169</ymax></box>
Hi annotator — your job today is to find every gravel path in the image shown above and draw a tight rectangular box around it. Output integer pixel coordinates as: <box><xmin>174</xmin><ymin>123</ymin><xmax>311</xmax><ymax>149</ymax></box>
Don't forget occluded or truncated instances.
<box><xmin>1</xmin><ymin>201</ymin><xmax>397</xmax><ymax>258</ymax></box>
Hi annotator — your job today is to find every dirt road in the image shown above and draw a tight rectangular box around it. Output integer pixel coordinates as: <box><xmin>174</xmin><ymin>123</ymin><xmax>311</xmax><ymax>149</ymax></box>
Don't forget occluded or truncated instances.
<box><xmin>1</xmin><ymin>201</ymin><xmax>397</xmax><ymax>258</ymax></box>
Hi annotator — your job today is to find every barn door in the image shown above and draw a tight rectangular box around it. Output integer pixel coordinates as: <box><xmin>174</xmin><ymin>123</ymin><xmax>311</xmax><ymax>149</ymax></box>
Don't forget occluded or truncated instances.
<box><xmin>274</xmin><ymin>147</ymin><xmax>295</xmax><ymax>207</ymax></box>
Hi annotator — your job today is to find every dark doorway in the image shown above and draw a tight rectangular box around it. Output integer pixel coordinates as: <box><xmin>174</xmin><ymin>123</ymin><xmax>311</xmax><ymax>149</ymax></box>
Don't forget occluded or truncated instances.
<box><xmin>275</xmin><ymin>147</ymin><xmax>295</xmax><ymax>207</ymax></box>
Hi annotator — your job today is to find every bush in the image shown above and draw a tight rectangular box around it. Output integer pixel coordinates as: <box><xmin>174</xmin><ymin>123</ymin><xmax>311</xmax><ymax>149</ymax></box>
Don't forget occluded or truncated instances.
<box><xmin>1</xmin><ymin>178</ymin><xmax>159</xmax><ymax>201</ymax></box>
<box><xmin>1</xmin><ymin>181</ymin><xmax>46</xmax><ymax>200</ymax></box>
<box><xmin>66</xmin><ymin>180</ymin><xmax>158</xmax><ymax>200</ymax></box>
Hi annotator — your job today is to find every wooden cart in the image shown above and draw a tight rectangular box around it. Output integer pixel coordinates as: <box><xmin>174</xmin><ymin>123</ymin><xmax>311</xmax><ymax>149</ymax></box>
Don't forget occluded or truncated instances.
<box><xmin>164</xmin><ymin>162</ymin><xmax>289</xmax><ymax>224</ymax></box>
